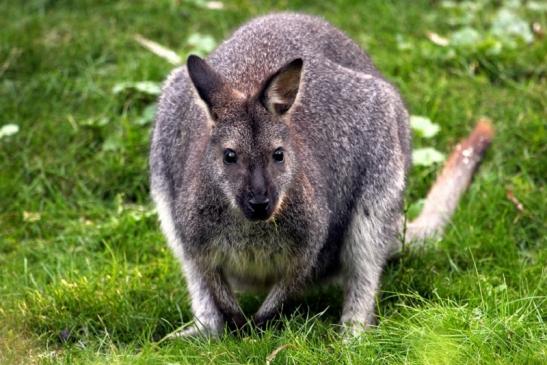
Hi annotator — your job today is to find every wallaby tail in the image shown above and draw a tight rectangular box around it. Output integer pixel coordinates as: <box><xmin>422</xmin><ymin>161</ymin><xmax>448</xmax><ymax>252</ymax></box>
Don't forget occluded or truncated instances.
<box><xmin>405</xmin><ymin>118</ymin><xmax>495</xmax><ymax>243</ymax></box>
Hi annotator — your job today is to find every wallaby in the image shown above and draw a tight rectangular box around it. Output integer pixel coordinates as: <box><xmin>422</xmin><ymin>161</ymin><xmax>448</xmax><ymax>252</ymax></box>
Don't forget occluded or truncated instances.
<box><xmin>150</xmin><ymin>13</ymin><xmax>493</xmax><ymax>337</ymax></box>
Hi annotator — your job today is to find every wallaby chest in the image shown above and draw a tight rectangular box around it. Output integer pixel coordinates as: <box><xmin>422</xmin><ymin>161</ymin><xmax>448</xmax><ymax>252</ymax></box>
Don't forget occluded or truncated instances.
<box><xmin>203</xmin><ymin>216</ymin><xmax>299</xmax><ymax>290</ymax></box>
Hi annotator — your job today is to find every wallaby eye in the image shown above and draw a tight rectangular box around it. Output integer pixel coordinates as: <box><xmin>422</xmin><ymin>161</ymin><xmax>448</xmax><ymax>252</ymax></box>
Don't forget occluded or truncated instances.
<box><xmin>273</xmin><ymin>148</ymin><xmax>284</xmax><ymax>163</ymax></box>
<box><xmin>223</xmin><ymin>149</ymin><xmax>237</xmax><ymax>164</ymax></box>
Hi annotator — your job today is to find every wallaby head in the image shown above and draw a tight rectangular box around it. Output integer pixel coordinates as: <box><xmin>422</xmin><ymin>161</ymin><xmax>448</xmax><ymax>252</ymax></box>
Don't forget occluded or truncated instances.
<box><xmin>186</xmin><ymin>55</ymin><xmax>303</xmax><ymax>221</ymax></box>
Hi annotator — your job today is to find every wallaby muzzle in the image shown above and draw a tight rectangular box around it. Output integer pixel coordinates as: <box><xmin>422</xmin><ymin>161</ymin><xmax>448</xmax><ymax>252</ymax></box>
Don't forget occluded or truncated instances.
<box><xmin>239</xmin><ymin>167</ymin><xmax>276</xmax><ymax>221</ymax></box>
<box><xmin>241</xmin><ymin>195</ymin><xmax>276</xmax><ymax>221</ymax></box>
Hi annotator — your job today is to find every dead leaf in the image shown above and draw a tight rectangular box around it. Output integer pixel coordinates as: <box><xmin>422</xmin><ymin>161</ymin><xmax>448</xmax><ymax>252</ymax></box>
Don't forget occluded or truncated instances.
<box><xmin>0</xmin><ymin>124</ymin><xmax>19</xmax><ymax>139</ymax></box>
<box><xmin>427</xmin><ymin>31</ymin><xmax>449</xmax><ymax>46</ymax></box>
<box><xmin>206</xmin><ymin>1</ymin><xmax>224</xmax><ymax>9</ymax></box>
<box><xmin>532</xmin><ymin>22</ymin><xmax>544</xmax><ymax>38</ymax></box>
<box><xmin>23</xmin><ymin>211</ymin><xmax>41</xmax><ymax>222</ymax></box>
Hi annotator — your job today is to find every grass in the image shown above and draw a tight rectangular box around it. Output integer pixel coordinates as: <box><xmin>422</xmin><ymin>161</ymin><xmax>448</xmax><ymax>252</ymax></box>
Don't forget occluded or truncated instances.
<box><xmin>0</xmin><ymin>0</ymin><xmax>545</xmax><ymax>363</ymax></box>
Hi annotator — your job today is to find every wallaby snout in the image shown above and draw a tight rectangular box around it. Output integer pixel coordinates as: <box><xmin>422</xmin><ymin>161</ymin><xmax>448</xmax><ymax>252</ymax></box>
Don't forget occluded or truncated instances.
<box><xmin>244</xmin><ymin>168</ymin><xmax>276</xmax><ymax>220</ymax></box>
<box><xmin>248</xmin><ymin>197</ymin><xmax>271</xmax><ymax>220</ymax></box>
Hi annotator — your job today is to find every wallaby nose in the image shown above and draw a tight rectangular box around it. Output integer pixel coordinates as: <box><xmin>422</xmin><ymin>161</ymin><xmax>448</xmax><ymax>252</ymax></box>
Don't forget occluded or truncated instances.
<box><xmin>249</xmin><ymin>197</ymin><xmax>270</xmax><ymax>213</ymax></box>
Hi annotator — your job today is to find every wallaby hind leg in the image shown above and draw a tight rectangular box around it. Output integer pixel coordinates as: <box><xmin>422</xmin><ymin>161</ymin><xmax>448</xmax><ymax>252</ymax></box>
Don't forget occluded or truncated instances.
<box><xmin>152</xmin><ymin>188</ymin><xmax>243</xmax><ymax>337</ymax></box>
<box><xmin>176</xmin><ymin>257</ymin><xmax>245</xmax><ymax>337</ymax></box>
<box><xmin>175</xmin><ymin>258</ymin><xmax>225</xmax><ymax>337</ymax></box>
<box><xmin>340</xmin><ymin>206</ymin><xmax>395</xmax><ymax>335</ymax></box>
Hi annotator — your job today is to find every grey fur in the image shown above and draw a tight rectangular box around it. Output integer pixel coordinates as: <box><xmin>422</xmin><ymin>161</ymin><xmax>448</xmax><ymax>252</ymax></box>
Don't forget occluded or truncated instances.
<box><xmin>150</xmin><ymin>13</ymin><xmax>414</xmax><ymax>336</ymax></box>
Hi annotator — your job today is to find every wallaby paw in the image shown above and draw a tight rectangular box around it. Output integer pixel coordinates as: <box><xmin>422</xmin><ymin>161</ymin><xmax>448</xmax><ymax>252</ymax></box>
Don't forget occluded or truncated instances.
<box><xmin>340</xmin><ymin>322</ymin><xmax>366</xmax><ymax>339</ymax></box>
<box><xmin>339</xmin><ymin>317</ymin><xmax>377</xmax><ymax>340</ymax></box>
<box><xmin>165</xmin><ymin>322</ymin><xmax>223</xmax><ymax>339</ymax></box>
<box><xmin>252</xmin><ymin>313</ymin><xmax>276</xmax><ymax>330</ymax></box>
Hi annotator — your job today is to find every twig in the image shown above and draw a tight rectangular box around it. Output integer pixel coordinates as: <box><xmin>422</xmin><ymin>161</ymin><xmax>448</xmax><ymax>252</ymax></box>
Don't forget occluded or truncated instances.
<box><xmin>506</xmin><ymin>190</ymin><xmax>524</xmax><ymax>212</ymax></box>
<box><xmin>266</xmin><ymin>344</ymin><xmax>293</xmax><ymax>365</ymax></box>
<box><xmin>133</xmin><ymin>34</ymin><xmax>182</xmax><ymax>65</ymax></box>
<box><xmin>0</xmin><ymin>48</ymin><xmax>22</xmax><ymax>77</ymax></box>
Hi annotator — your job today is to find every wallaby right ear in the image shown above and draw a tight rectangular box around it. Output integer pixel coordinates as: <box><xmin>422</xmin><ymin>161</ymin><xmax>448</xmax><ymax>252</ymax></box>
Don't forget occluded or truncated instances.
<box><xmin>260</xmin><ymin>58</ymin><xmax>303</xmax><ymax>115</ymax></box>
<box><xmin>187</xmin><ymin>55</ymin><xmax>225</xmax><ymax>114</ymax></box>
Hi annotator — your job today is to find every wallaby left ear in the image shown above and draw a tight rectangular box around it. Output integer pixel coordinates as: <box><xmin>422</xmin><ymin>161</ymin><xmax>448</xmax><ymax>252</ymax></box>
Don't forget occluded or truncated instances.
<box><xmin>260</xmin><ymin>58</ymin><xmax>303</xmax><ymax>115</ymax></box>
<box><xmin>187</xmin><ymin>54</ymin><xmax>225</xmax><ymax>112</ymax></box>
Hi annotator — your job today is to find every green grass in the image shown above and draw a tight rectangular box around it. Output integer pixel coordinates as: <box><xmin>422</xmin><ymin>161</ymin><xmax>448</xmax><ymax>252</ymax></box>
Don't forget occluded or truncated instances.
<box><xmin>1</xmin><ymin>0</ymin><xmax>545</xmax><ymax>363</ymax></box>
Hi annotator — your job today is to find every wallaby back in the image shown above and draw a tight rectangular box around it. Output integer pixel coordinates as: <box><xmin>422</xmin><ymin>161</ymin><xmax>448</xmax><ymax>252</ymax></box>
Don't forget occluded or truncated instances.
<box><xmin>207</xmin><ymin>13</ymin><xmax>382</xmax><ymax>94</ymax></box>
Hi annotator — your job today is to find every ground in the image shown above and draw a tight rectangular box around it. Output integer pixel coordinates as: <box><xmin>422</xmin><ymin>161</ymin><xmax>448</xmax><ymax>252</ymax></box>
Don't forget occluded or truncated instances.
<box><xmin>0</xmin><ymin>0</ymin><xmax>545</xmax><ymax>364</ymax></box>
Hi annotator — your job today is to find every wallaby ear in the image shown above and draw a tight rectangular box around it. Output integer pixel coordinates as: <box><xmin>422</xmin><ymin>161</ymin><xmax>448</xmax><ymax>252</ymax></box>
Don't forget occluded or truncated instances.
<box><xmin>260</xmin><ymin>58</ymin><xmax>303</xmax><ymax>115</ymax></box>
<box><xmin>187</xmin><ymin>55</ymin><xmax>225</xmax><ymax>114</ymax></box>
